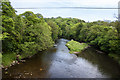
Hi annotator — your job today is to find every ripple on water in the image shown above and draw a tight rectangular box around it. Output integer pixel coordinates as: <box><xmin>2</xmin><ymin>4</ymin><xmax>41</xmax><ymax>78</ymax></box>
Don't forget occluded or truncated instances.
<box><xmin>2</xmin><ymin>39</ymin><xmax>120</xmax><ymax>78</ymax></box>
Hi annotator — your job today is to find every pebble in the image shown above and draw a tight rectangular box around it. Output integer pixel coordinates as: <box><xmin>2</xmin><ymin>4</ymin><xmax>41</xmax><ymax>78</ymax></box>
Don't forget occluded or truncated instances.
<box><xmin>40</xmin><ymin>68</ymin><xmax>43</xmax><ymax>71</ymax></box>
<box><xmin>1</xmin><ymin>65</ymin><xmax>4</xmax><ymax>68</ymax></box>
<box><xmin>5</xmin><ymin>68</ymin><xmax>8</xmax><ymax>70</ymax></box>
<box><xmin>19</xmin><ymin>74</ymin><xmax>21</xmax><ymax>77</ymax></box>
<box><xmin>13</xmin><ymin>61</ymin><xmax>15</xmax><ymax>64</ymax></box>
<box><xmin>25</xmin><ymin>73</ymin><xmax>29</xmax><ymax>75</ymax></box>
<box><xmin>21</xmin><ymin>60</ymin><xmax>26</xmax><ymax>62</ymax></box>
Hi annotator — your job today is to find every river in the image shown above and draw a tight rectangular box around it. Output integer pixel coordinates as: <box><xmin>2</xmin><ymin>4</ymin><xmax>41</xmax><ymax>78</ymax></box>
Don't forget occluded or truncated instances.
<box><xmin>2</xmin><ymin>39</ymin><xmax>120</xmax><ymax>78</ymax></box>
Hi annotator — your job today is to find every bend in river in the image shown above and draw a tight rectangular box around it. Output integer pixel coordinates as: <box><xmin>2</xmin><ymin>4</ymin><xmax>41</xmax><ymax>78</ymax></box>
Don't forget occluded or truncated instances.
<box><xmin>3</xmin><ymin>39</ymin><xmax>120</xmax><ymax>78</ymax></box>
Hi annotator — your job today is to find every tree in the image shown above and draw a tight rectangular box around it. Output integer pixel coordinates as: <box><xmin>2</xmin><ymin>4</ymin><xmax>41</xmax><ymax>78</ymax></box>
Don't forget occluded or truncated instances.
<box><xmin>46</xmin><ymin>20</ymin><xmax>59</xmax><ymax>41</ymax></box>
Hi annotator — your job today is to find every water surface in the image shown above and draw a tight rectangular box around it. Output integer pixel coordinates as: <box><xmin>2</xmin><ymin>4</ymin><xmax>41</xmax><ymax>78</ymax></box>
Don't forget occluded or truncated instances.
<box><xmin>3</xmin><ymin>39</ymin><xmax>120</xmax><ymax>78</ymax></box>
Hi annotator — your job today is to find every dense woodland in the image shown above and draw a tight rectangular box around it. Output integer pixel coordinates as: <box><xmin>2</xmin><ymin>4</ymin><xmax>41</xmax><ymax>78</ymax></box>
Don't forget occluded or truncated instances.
<box><xmin>1</xmin><ymin>2</ymin><xmax>120</xmax><ymax>66</ymax></box>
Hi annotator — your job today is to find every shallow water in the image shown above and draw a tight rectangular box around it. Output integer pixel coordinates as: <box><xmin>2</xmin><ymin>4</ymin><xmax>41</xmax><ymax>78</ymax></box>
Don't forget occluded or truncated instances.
<box><xmin>2</xmin><ymin>39</ymin><xmax>120</xmax><ymax>78</ymax></box>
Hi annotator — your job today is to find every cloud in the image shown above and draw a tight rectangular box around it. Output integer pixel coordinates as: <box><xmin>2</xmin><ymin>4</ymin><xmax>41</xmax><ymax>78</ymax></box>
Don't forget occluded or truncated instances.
<box><xmin>9</xmin><ymin>0</ymin><xmax>119</xmax><ymax>22</ymax></box>
<box><xmin>64</xmin><ymin>0</ymin><xmax>119</xmax><ymax>7</ymax></box>
<box><xmin>9</xmin><ymin>0</ymin><xmax>120</xmax><ymax>8</ymax></box>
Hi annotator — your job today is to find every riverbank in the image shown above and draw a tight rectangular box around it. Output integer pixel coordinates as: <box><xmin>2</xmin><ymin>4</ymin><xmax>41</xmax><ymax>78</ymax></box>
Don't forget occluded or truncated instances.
<box><xmin>108</xmin><ymin>53</ymin><xmax>120</xmax><ymax>64</ymax></box>
<box><xmin>3</xmin><ymin>39</ymin><xmax>120</xmax><ymax>78</ymax></box>
<box><xmin>66</xmin><ymin>40</ymin><xmax>120</xmax><ymax>65</ymax></box>
<box><xmin>66</xmin><ymin>40</ymin><xmax>89</xmax><ymax>54</ymax></box>
<box><xmin>2</xmin><ymin>45</ymin><xmax>54</xmax><ymax>68</ymax></box>
<box><xmin>2</xmin><ymin>53</ymin><xmax>16</xmax><ymax>67</ymax></box>
<box><xmin>2</xmin><ymin>53</ymin><xmax>27</xmax><ymax>68</ymax></box>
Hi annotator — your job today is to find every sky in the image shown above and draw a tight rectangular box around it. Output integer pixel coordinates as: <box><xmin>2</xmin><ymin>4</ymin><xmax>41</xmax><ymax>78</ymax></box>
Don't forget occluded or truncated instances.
<box><xmin>9</xmin><ymin>0</ymin><xmax>120</xmax><ymax>22</ymax></box>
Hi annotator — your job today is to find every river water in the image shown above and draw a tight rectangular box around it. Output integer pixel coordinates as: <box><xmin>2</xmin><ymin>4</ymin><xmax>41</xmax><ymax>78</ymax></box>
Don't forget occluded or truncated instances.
<box><xmin>2</xmin><ymin>39</ymin><xmax>120</xmax><ymax>78</ymax></box>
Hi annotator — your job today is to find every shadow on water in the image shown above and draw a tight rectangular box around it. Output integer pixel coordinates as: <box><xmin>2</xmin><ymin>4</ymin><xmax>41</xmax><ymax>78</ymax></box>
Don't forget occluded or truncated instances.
<box><xmin>3</xmin><ymin>48</ymin><xmax>58</xmax><ymax>78</ymax></box>
<box><xmin>78</xmin><ymin>48</ymin><xmax>120</xmax><ymax>78</ymax></box>
<box><xmin>2</xmin><ymin>39</ymin><xmax>120</xmax><ymax>78</ymax></box>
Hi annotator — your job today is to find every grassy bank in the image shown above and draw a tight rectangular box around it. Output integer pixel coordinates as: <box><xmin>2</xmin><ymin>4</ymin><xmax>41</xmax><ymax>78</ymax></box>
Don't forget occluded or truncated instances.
<box><xmin>2</xmin><ymin>52</ymin><xmax>37</xmax><ymax>67</ymax></box>
<box><xmin>2</xmin><ymin>53</ymin><xmax>17</xmax><ymax>67</ymax></box>
<box><xmin>66</xmin><ymin>40</ymin><xmax>88</xmax><ymax>54</ymax></box>
<box><xmin>2</xmin><ymin>50</ymin><xmax>45</xmax><ymax>67</ymax></box>
<box><xmin>2</xmin><ymin>45</ymin><xmax>54</xmax><ymax>67</ymax></box>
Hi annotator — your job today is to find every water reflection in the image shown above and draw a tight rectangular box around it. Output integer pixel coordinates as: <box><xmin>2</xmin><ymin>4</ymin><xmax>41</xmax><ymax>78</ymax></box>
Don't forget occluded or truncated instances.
<box><xmin>78</xmin><ymin>48</ymin><xmax>120</xmax><ymax>78</ymax></box>
<box><xmin>3</xmin><ymin>48</ymin><xmax>57</xmax><ymax>78</ymax></box>
<box><xmin>2</xmin><ymin>39</ymin><xmax>120</xmax><ymax>78</ymax></box>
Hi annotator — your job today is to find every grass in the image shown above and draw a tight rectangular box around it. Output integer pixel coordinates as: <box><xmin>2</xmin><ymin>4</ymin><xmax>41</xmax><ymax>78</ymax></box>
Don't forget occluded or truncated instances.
<box><xmin>2</xmin><ymin>51</ymin><xmax>37</xmax><ymax>67</ymax></box>
<box><xmin>2</xmin><ymin>53</ymin><xmax>17</xmax><ymax>67</ymax></box>
<box><xmin>66</xmin><ymin>40</ymin><xmax>88</xmax><ymax>54</ymax></box>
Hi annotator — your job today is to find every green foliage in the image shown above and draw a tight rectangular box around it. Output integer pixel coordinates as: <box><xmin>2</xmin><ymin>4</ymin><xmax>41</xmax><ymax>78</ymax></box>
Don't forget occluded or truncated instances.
<box><xmin>78</xmin><ymin>24</ymin><xmax>89</xmax><ymax>42</ymax></box>
<box><xmin>46</xmin><ymin>17</ymin><xmax>85</xmax><ymax>38</ymax></box>
<box><xmin>2</xmin><ymin>2</ymin><xmax>16</xmax><ymax>18</ymax></box>
<box><xmin>45</xmin><ymin>20</ymin><xmax>59</xmax><ymax>41</ymax></box>
<box><xmin>48</xmin><ymin>17</ymin><xmax>120</xmax><ymax>64</ymax></box>
<box><xmin>15</xmin><ymin>11</ymin><xmax>54</xmax><ymax>57</ymax></box>
<box><xmin>2</xmin><ymin>3</ymin><xmax>54</xmax><ymax>67</ymax></box>
<box><xmin>47</xmin><ymin>17</ymin><xmax>120</xmax><ymax>55</ymax></box>
<box><xmin>66</xmin><ymin>40</ymin><xmax>88</xmax><ymax>54</ymax></box>
<box><xmin>74</xmin><ymin>23</ymin><xmax>83</xmax><ymax>40</ymax></box>
<box><xmin>2</xmin><ymin>1</ymin><xmax>120</xmax><ymax>66</ymax></box>
<box><xmin>2</xmin><ymin>2</ymin><xmax>17</xmax><ymax>53</ymax></box>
